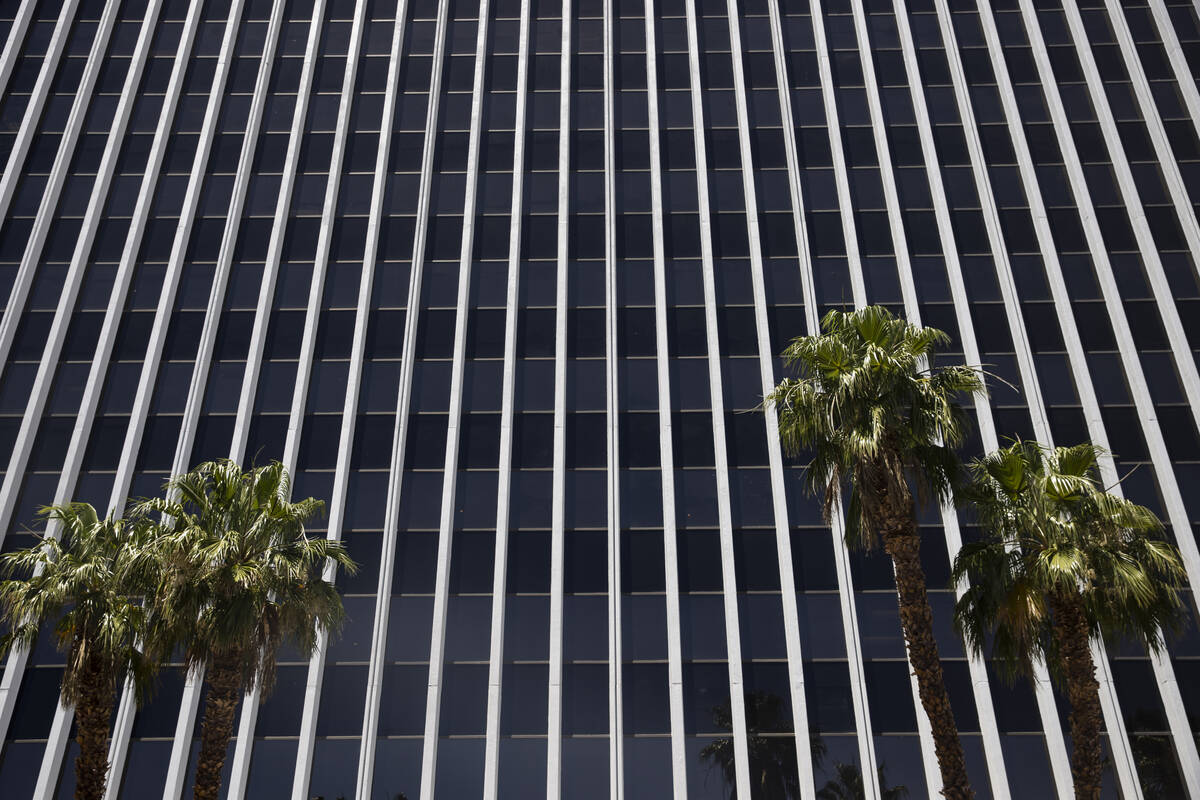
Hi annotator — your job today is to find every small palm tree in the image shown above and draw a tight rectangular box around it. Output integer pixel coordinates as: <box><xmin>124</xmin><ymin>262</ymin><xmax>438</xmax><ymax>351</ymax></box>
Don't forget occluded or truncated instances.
<box><xmin>763</xmin><ymin>306</ymin><xmax>983</xmax><ymax>800</ymax></box>
<box><xmin>952</xmin><ymin>441</ymin><xmax>1186</xmax><ymax>800</ymax></box>
<box><xmin>137</xmin><ymin>460</ymin><xmax>356</xmax><ymax>800</ymax></box>
<box><xmin>0</xmin><ymin>503</ymin><xmax>160</xmax><ymax>800</ymax></box>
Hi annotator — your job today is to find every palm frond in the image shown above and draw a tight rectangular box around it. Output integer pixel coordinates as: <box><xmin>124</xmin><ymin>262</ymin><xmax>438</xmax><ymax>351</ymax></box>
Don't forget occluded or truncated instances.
<box><xmin>0</xmin><ymin>503</ymin><xmax>163</xmax><ymax>705</ymax></box>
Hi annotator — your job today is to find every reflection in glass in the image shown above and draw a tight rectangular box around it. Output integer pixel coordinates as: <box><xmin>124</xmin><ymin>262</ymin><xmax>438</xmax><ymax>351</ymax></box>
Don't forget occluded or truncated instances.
<box><xmin>813</xmin><ymin>760</ymin><xmax>908</xmax><ymax>800</ymax></box>
<box><xmin>497</xmin><ymin>737</ymin><xmax>547</xmax><ymax>800</ymax></box>
<box><xmin>870</xmin><ymin>737</ymin><xmax>925</xmax><ymax>798</ymax></box>
<box><xmin>54</xmin><ymin>742</ymin><xmax>78</xmax><ymax>800</ymax></box>
<box><xmin>308</xmin><ymin>738</ymin><xmax>360</xmax><ymax>800</ymax></box>
<box><xmin>561</xmin><ymin>737</ymin><xmax>609</xmax><ymax>800</ymax></box>
<box><xmin>371</xmin><ymin>738</ymin><xmax>422</xmax><ymax>800</ymax></box>
<box><xmin>245</xmin><ymin>740</ymin><xmax>297</xmax><ymax>798</ymax></box>
<box><xmin>999</xmin><ymin>735</ymin><xmax>1054</xmax><ymax>796</ymax></box>
<box><xmin>699</xmin><ymin>691</ymin><xmax>799</xmax><ymax>798</ymax></box>
<box><xmin>1131</xmin><ymin>730</ymin><xmax>1186</xmax><ymax>797</ymax></box>
<box><xmin>118</xmin><ymin>740</ymin><xmax>173</xmax><ymax>799</ymax></box>
<box><xmin>624</xmin><ymin>736</ymin><xmax>673</xmax><ymax>798</ymax></box>
<box><xmin>697</xmin><ymin>692</ymin><xmax>909</xmax><ymax>799</ymax></box>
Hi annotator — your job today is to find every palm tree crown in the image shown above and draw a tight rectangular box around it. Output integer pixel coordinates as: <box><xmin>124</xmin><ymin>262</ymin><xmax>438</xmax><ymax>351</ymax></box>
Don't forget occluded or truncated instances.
<box><xmin>135</xmin><ymin>459</ymin><xmax>355</xmax><ymax>692</ymax></box>
<box><xmin>952</xmin><ymin>440</ymin><xmax>1185</xmax><ymax>680</ymax></box>
<box><xmin>952</xmin><ymin>440</ymin><xmax>1185</xmax><ymax>799</ymax></box>
<box><xmin>763</xmin><ymin>305</ymin><xmax>983</xmax><ymax>548</ymax></box>
<box><xmin>0</xmin><ymin>502</ymin><xmax>158</xmax><ymax>704</ymax></box>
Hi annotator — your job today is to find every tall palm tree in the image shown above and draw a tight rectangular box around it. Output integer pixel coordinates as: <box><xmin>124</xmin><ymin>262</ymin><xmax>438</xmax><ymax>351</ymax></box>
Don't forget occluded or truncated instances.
<box><xmin>763</xmin><ymin>306</ymin><xmax>983</xmax><ymax>799</ymax></box>
<box><xmin>0</xmin><ymin>503</ymin><xmax>160</xmax><ymax>800</ymax></box>
<box><xmin>952</xmin><ymin>441</ymin><xmax>1185</xmax><ymax>800</ymax></box>
<box><xmin>136</xmin><ymin>460</ymin><xmax>356</xmax><ymax>800</ymax></box>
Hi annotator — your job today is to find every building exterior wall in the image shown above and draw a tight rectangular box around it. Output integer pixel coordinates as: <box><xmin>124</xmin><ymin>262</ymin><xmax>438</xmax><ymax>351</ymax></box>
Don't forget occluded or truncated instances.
<box><xmin>0</xmin><ymin>0</ymin><xmax>1199</xmax><ymax>796</ymax></box>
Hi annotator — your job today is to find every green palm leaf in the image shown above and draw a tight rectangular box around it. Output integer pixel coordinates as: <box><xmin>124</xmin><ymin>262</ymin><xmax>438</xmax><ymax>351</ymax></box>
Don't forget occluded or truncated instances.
<box><xmin>763</xmin><ymin>305</ymin><xmax>983</xmax><ymax>547</ymax></box>
<box><xmin>951</xmin><ymin>439</ymin><xmax>1186</xmax><ymax>675</ymax></box>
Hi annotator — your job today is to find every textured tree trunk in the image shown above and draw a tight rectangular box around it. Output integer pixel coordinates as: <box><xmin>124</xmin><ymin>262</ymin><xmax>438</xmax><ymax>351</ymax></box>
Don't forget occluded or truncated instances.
<box><xmin>878</xmin><ymin>494</ymin><xmax>973</xmax><ymax>800</ymax></box>
<box><xmin>73</xmin><ymin>652</ymin><xmax>114</xmax><ymax>800</ymax></box>
<box><xmin>192</xmin><ymin>653</ymin><xmax>243</xmax><ymax>800</ymax></box>
<box><xmin>1051</xmin><ymin>592</ymin><xmax>1103</xmax><ymax>800</ymax></box>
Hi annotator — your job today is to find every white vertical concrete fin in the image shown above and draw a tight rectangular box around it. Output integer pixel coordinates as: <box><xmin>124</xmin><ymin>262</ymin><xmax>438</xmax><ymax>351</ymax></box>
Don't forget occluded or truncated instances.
<box><xmin>546</xmin><ymin>0</ymin><xmax>573</xmax><ymax>793</ymax></box>
<box><xmin>680</xmin><ymin>1</ymin><xmax>754</xmax><ymax>797</ymax></box>
<box><xmin>723</xmin><ymin>0</ymin><xmax>819</xmax><ymax>794</ymax></box>
<box><xmin>415</xmin><ymin>0</ymin><xmax>494</xmax><ymax>794</ymax></box>
<box><xmin>642</xmin><ymin>0</ymin><xmax>693</xmax><ymax>794</ymax></box>
<box><xmin>481</xmin><ymin>0</ymin><xmax>534</xmax><ymax>793</ymax></box>
<box><xmin>601</xmin><ymin>0</ymin><xmax>623</xmax><ymax>794</ymax></box>
<box><xmin>354</xmin><ymin>0</ymin><xmax>454</xmax><ymax>793</ymax></box>
<box><xmin>767</xmin><ymin>1</ymin><xmax>882</xmax><ymax>793</ymax></box>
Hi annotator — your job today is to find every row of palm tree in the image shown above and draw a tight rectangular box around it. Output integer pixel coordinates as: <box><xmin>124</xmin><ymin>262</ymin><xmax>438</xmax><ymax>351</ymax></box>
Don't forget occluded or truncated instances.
<box><xmin>0</xmin><ymin>460</ymin><xmax>355</xmax><ymax>800</ymax></box>
<box><xmin>0</xmin><ymin>304</ymin><xmax>1186</xmax><ymax>800</ymax></box>
<box><xmin>763</xmin><ymin>305</ymin><xmax>1188</xmax><ymax>800</ymax></box>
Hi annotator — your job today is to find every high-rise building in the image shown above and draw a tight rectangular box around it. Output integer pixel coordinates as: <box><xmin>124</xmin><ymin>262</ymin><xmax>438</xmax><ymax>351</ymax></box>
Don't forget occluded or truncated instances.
<box><xmin>0</xmin><ymin>0</ymin><xmax>1199</xmax><ymax>795</ymax></box>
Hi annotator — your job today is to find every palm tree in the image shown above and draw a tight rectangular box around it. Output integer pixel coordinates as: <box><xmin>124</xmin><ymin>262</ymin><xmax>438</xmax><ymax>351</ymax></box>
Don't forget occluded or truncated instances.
<box><xmin>762</xmin><ymin>306</ymin><xmax>983</xmax><ymax>799</ymax></box>
<box><xmin>0</xmin><ymin>503</ymin><xmax>160</xmax><ymax>800</ymax></box>
<box><xmin>952</xmin><ymin>441</ymin><xmax>1186</xmax><ymax>800</ymax></box>
<box><xmin>136</xmin><ymin>460</ymin><xmax>356</xmax><ymax>800</ymax></box>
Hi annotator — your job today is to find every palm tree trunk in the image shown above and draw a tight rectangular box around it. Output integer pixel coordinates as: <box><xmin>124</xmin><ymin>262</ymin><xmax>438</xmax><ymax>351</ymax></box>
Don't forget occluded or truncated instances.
<box><xmin>1050</xmin><ymin>592</ymin><xmax>1103</xmax><ymax>800</ymax></box>
<box><xmin>880</xmin><ymin>512</ymin><xmax>973</xmax><ymax>800</ymax></box>
<box><xmin>73</xmin><ymin>652</ymin><xmax>114</xmax><ymax>800</ymax></box>
<box><xmin>193</xmin><ymin>652</ymin><xmax>243</xmax><ymax>800</ymax></box>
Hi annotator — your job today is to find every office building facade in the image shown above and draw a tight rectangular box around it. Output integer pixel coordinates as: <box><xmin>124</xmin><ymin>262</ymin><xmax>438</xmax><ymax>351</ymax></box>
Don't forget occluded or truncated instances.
<box><xmin>0</xmin><ymin>0</ymin><xmax>1199</xmax><ymax>796</ymax></box>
